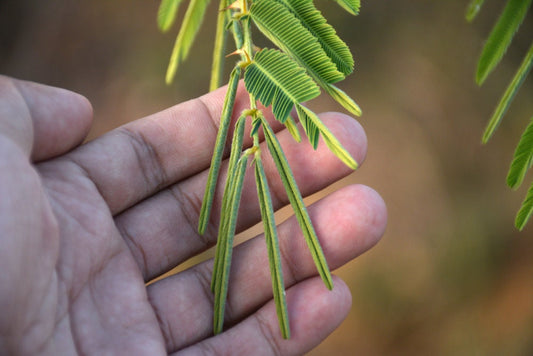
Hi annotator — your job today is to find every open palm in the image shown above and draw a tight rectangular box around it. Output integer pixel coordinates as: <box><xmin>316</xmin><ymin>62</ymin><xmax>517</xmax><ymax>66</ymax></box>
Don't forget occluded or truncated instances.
<box><xmin>0</xmin><ymin>76</ymin><xmax>386</xmax><ymax>355</ymax></box>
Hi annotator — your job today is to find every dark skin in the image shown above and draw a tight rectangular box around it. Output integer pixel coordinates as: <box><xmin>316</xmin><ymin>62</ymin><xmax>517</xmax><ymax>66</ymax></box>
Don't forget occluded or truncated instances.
<box><xmin>0</xmin><ymin>75</ymin><xmax>386</xmax><ymax>355</ymax></box>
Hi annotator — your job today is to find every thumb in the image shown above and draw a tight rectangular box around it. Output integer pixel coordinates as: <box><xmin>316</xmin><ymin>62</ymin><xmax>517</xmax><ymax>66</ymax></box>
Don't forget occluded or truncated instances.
<box><xmin>0</xmin><ymin>75</ymin><xmax>93</xmax><ymax>161</ymax></box>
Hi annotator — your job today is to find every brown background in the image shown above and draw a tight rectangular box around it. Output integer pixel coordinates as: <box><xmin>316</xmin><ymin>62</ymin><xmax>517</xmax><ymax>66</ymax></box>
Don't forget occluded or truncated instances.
<box><xmin>1</xmin><ymin>0</ymin><xmax>532</xmax><ymax>354</ymax></box>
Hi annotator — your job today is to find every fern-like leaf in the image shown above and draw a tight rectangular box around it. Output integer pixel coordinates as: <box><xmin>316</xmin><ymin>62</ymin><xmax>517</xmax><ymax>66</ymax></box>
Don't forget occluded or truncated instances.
<box><xmin>198</xmin><ymin>66</ymin><xmax>242</xmax><ymax>234</ymax></box>
<box><xmin>261</xmin><ymin>116</ymin><xmax>334</xmax><ymax>290</ymax></box>
<box><xmin>323</xmin><ymin>83</ymin><xmax>362</xmax><ymax>116</ymax></box>
<box><xmin>244</xmin><ymin>48</ymin><xmax>320</xmax><ymax>122</ymax></box>
<box><xmin>212</xmin><ymin>154</ymin><xmax>248</xmax><ymax>334</ymax></box>
<box><xmin>254</xmin><ymin>157</ymin><xmax>291</xmax><ymax>338</ymax></box>
<box><xmin>476</xmin><ymin>0</ymin><xmax>532</xmax><ymax>85</ymax></box>
<box><xmin>331</xmin><ymin>0</ymin><xmax>360</xmax><ymax>16</ymax></box>
<box><xmin>482</xmin><ymin>42</ymin><xmax>533</xmax><ymax>143</ymax></box>
<box><xmin>250</xmin><ymin>0</ymin><xmax>345</xmax><ymax>85</ymax></box>
<box><xmin>277</xmin><ymin>0</ymin><xmax>354</xmax><ymax>76</ymax></box>
<box><xmin>507</xmin><ymin>117</ymin><xmax>533</xmax><ymax>189</ymax></box>
<box><xmin>158</xmin><ymin>0</ymin><xmax>183</xmax><ymax>32</ymax></box>
<box><xmin>165</xmin><ymin>0</ymin><xmax>211</xmax><ymax>84</ymax></box>
<box><xmin>295</xmin><ymin>104</ymin><xmax>320</xmax><ymax>149</ymax></box>
<box><xmin>284</xmin><ymin>115</ymin><xmax>302</xmax><ymax>143</ymax></box>
<box><xmin>296</xmin><ymin>104</ymin><xmax>358</xmax><ymax>169</ymax></box>
<box><xmin>465</xmin><ymin>0</ymin><xmax>485</xmax><ymax>23</ymax></box>
<box><xmin>516</xmin><ymin>180</ymin><xmax>533</xmax><ymax>231</ymax></box>
<box><xmin>210</xmin><ymin>0</ymin><xmax>231</xmax><ymax>91</ymax></box>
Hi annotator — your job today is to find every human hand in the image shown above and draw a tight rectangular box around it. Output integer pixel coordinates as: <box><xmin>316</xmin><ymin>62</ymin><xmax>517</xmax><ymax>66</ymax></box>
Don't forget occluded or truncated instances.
<box><xmin>0</xmin><ymin>75</ymin><xmax>386</xmax><ymax>355</ymax></box>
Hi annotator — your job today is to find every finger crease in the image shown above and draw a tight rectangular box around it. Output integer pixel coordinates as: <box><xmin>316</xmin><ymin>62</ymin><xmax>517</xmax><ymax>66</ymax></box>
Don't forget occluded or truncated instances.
<box><xmin>170</xmin><ymin>184</ymin><xmax>212</xmax><ymax>250</ymax></box>
<box><xmin>197</xmin><ymin>96</ymin><xmax>221</xmax><ymax>133</ymax></box>
<box><xmin>194</xmin><ymin>339</ymin><xmax>218</xmax><ymax>356</ymax></box>
<box><xmin>197</xmin><ymin>96</ymin><xmax>235</xmax><ymax>154</ymax></box>
<box><xmin>191</xmin><ymin>265</ymin><xmax>216</xmax><ymax>320</ymax></box>
<box><xmin>117</xmin><ymin>223</ymin><xmax>149</xmax><ymax>280</ymax></box>
<box><xmin>148</xmin><ymin>294</ymin><xmax>176</xmax><ymax>351</ymax></box>
<box><xmin>59</xmin><ymin>156</ymin><xmax>106</xmax><ymax>201</ymax></box>
<box><xmin>253</xmin><ymin>312</ymin><xmax>283</xmax><ymax>356</ymax></box>
<box><xmin>278</xmin><ymin>235</ymin><xmax>297</xmax><ymax>287</ymax></box>
<box><xmin>116</xmin><ymin>126</ymin><xmax>169</xmax><ymax>195</ymax></box>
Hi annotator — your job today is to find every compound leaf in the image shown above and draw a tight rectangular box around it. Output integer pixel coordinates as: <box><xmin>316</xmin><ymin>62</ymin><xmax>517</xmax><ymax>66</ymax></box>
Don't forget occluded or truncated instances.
<box><xmin>166</xmin><ymin>0</ymin><xmax>212</xmax><ymax>84</ymax></box>
<box><xmin>482</xmin><ymin>42</ymin><xmax>533</xmax><ymax>143</ymax></box>
<box><xmin>254</xmin><ymin>157</ymin><xmax>290</xmax><ymax>339</ymax></box>
<box><xmin>284</xmin><ymin>115</ymin><xmax>302</xmax><ymax>143</ymax></box>
<box><xmin>277</xmin><ymin>0</ymin><xmax>354</xmax><ymax>75</ymax></box>
<box><xmin>210</xmin><ymin>0</ymin><xmax>231</xmax><ymax>91</ymax></box>
<box><xmin>516</xmin><ymin>180</ymin><xmax>533</xmax><ymax>231</ymax></box>
<box><xmin>507</xmin><ymin>117</ymin><xmax>533</xmax><ymax>189</ymax></box>
<box><xmin>295</xmin><ymin>104</ymin><xmax>320</xmax><ymax>149</ymax></box>
<box><xmin>261</xmin><ymin>116</ymin><xmax>333</xmax><ymax>290</ymax></box>
<box><xmin>476</xmin><ymin>0</ymin><xmax>532</xmax><ymax>85</ymax></box>
<box><xmin>323</xmin><ymin>83</ymin><xmax>362</xmax><ymax>116</ymax></box>
<box><xmin>158</xmin><ymin>0</ymin><xmax>183</xmax><ymax>32</ymax></box>
<box><xmin>212</xmin><ymin>154</ymin><xmax>248</xmax><ymax>334</ymax></box>
<box><xmin>244</xmin><ymin>48</ymin><xmax>320</xmax><ymax>122</ymax></box>
<box><xmin>296</xmin><ymin>104</ymin><xmax>358</xmax><ymax>169</ymax></box>
<box><xmin>199</xmin><ymin>66</ymin><xmax>241</xmax><ymax>234</ymax></box>
<box><xmin>331</xmin><ymin>0</ymin><xmax>360</xmax><ymax>15</ymax></box>
<box><xmin>210</xmin><ymin>114</ymin><xmax>246</xmax><ymax>293</ymax></box>
<box><xmin>465</xmin><ymin>0</ymin><xmax>485</xmax><ymax>22</ymax></box>
<box><xmin>250</xmin><ymin>0</ymin><xmax>345</xmax><ymax>85</ymax></box>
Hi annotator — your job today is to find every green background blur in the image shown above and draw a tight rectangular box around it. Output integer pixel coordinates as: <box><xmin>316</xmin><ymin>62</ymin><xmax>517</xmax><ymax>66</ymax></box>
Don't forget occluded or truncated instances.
<box><xmin>1</xmin><ymin>1</ymin><xmax>532</xmax><ymax>354</ymax></box>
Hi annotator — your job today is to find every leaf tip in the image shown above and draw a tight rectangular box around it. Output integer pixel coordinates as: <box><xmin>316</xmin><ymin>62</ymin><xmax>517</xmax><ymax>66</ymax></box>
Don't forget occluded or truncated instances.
<box><xmin>165</xmin><ymin>64</ymin><xmax>177</xmax><ymax>85</ymax></box>
<box><xmin>334</xmin><ymin>0</ymin><xmax>360</xmax><ymax>15</ymax></box>
<box><xmin>157</xmin><ymin>0</ymin><xmax>181</xmax><ymax>33</ymax></box>
<box><xmin>481</xmin><ymin>124</ymin><xmax>495</xmax><ymax>144</ymax></box>
<box><xmin>339</xmin><ymin>154</ymin><xmax>358</xmax><ymax>170</ymax></box>
<box><xmin>325</xmin><ymin>277</ymin><xmax>334</xmax><ymax>291</ymax></box>
<box><xmin>475</xmin><ymin>68</ymin><xmax>487</xmax><ymax>86</ymax></box>
<box><xmin>506</xmin><ymin>176</ymin><xmax>519</xmax><ymax>190</ymax></box>
<box><xmin>515</xmin><ymin>213</ymin><xmax>528</xmax><ymax>231</ymax></box>
<box><xmin>198</xmin><ymin>217</ymin><xmax>208</xmax><ymax>235</ymax></box>
<box><xmin>353</xmin><ymin>103</ymin><xmax>362</xmax><ymax>117</ymax></box>
<box><xmin>465</xmin><ymin>0</ymin><xmax>484</xmax><ymax>23</ymax></box>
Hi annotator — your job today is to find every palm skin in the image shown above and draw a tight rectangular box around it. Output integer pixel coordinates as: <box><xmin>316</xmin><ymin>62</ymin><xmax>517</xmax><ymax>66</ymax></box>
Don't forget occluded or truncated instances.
<box><xmin>0</xmin><ymin>75</ymin><xmax>386</xmax><ymax>355</ymax></box>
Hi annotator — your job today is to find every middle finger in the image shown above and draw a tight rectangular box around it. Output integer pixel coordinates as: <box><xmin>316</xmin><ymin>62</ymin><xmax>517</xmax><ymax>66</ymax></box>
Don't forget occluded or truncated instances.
<box><xmin>115</xmin><ymin>113</ymin><xmax>367</xmax><ymax>281</ymax></box>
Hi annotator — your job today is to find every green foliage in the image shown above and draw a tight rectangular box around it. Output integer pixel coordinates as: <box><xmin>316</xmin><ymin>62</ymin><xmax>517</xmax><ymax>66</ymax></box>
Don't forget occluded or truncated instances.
<box><xmin>482</xmin><ymin>43</ymin><xmax>533</xmax><ymax>143</ymax></box>
<box><xmin>165</xmin><ymin>0</ymin><xmax>211</xmax><ymax>84</ymax></box>
<box><xmin>250</xmin><ymin>0</ymin><xmax>361</xmax><ymax>114</ymax></box>
<box><xmin>212</xmin><ymin>151</ymin><xmax>248</xmax><ymax>333</ymax></box>
<box><xmin>211</xmin><ymin>114</ymin><xmax>247</xmax><ymax>295</ymax></box>
<box><xmin>209</xmin><ymin>0</ymin><xmax>231</xmax><ymax>91</ymax></box>
<box><xmin>198</xmin><ymin>66</ymin><xmax>242</xmax><ymax>235</ymax></box>
<box><xmin>296</xmin><ymin>104</ymin><xmax>358</xmax><ymax>169</ymax></box>
<box><xmin>250</xmin><ymin>0</ymin><xmax>345</xmax><ymax>85</ymax></box>
<box><xmin>158</xmin><ymin>0</ymin><xmax>360</xmax><ymax>336</ymax></box>
<box><xmin>515</xmin><ymin>180</ymin><xmax>533</xmax><ymax>231</ymax></box>
<box><xmin>284</xmin><ymin>115</ymin><xmax>303</xmax><ymax>142</ymax></box>
<box><xmin>323</xmin><ymin>82</ymin><xmax>362</xmax><ymax>116</ymax></box>
<box><xmin>296</xmin><ymin>104</ymin><xmax>320</xmax><ymax>148</ymax></box>
<box><xmin>469</xmin><ymin>0</ymin><xmax>533</xmax><ymax>230</ymax></box>
<box><xmin>475</xmin><ymin>0</ymin><xmax>531</xmax><ymax>85</ymax></box>
<box><xmin>277</xmin><ymin>0</ymin><xmax>354</xmax><ymax>76</ymax></box>
<box><xmin>244</xmin><ymin>48</ymin><xmax>320</xmax><ymax>122</ymax></box>
<box><xmin>507</xmin><ymin>118</ymin><xmax>533</xmax><ymax>190</ymax></box>
<box><xmin>254</xmin><ymin>157</ymin><xmax>290</xmax><ymax>338</ymax></box>
<box><xmin>465</xmin><ymin>0</ymin><xmax>485</xmax><ymax>22</ymax></box>
<box><xmin>261</xmin><ymin>115</ymin><xmax>334</xmax><ymax>290</ymax></box>
<box><xmin>157</xmin><ymin>0</ymin><xmax>183</xmax><ymax>32</ymax></box>
<box><xmin>332</xmin><ymin>0</ymin><xmax>360</xmax><ymax>16</ymax></box>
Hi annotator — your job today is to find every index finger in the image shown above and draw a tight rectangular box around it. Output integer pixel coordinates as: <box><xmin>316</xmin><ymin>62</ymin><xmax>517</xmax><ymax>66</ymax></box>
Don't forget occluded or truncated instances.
<box><xmin>58</xmin><ymin>83</ymin><xmax>281</xmax><ymax>215</ymax></box>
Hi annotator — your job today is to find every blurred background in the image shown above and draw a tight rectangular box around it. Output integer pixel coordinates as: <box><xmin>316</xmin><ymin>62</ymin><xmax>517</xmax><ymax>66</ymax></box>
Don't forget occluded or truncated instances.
<box><xmin>1</xmin><ymin>0</ymin><xmax>532</xmax><ymax>354</ymax></box>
